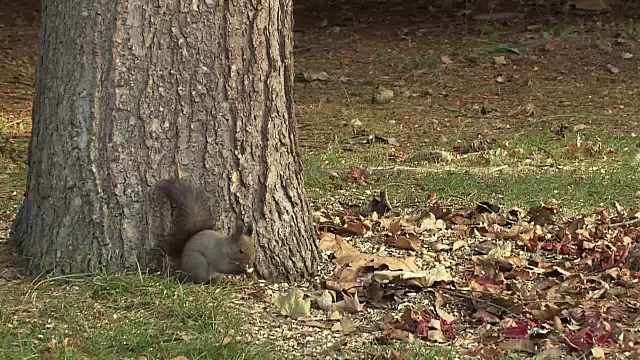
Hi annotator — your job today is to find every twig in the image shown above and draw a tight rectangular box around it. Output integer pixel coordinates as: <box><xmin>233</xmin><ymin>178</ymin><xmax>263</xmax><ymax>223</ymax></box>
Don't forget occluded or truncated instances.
<box><xmin>337</xmin><ymin>77</ymin><xmax>352</xmax><ymax>108</ymax></box>
<box><xmin>530</xmin><ymin>144</ymin><xmax>558</xmax><ymax>168</ymax></box>
<box><xmin>488</xmin><ymin>165</ymin><xmax>508</xmax><ymax>173</ymax></box>
<box><xmin>608</xmin><ymin>217</ymin><xmax>640</xmax><ymax>228</ymax></box>
<box><xmin>444</xmin><ymin>193</ymin><xmax>489</xmax><ymax>211</ymax></box>
<box><xmin>440</xmin><ymin>288</ymin><xmax>524</xmax><ymax>319</ymax></box>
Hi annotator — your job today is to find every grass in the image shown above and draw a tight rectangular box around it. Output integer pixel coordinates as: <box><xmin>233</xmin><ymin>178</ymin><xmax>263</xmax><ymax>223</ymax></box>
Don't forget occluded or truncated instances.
<box><xmin>0</xmin><ymin>137</ymin><xmax>28</xmax><ymax>216</ymax></box>
<box><xmin>0</xmin><ymin>272</ymin><xmax>277</xmax><ymax>360</ymax></box>
<box><xmin>304</xmin><ymin>132</ymin><xmax>640</xmax><ymax>215</ymax></box>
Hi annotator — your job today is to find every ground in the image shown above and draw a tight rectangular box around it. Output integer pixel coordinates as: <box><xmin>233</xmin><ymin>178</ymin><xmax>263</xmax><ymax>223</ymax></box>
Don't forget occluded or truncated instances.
<box><xmin>1</xmin><ymin>0</ymin><xmax>640</xmax><ymax>359</ymax></box>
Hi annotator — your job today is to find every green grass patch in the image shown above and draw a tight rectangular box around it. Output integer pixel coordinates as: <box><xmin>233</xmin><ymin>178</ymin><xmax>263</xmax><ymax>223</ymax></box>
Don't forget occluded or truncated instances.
<box><xmin>0</xmin><ymin>136</ymin><xmax>28</xmax><ymax>216</ymax></box>
<box><xmin>0</xmin><ymin>273</ymin><xmax>277</xmax><ymax>360</ymax></box>
<box><xmin>303</xmin><ymin>133</ymin><xmax>640</xmax><ymax>214</ymax></box>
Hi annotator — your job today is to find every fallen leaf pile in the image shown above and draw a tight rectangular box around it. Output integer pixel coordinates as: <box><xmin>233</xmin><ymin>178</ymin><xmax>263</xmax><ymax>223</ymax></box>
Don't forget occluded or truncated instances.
<box><xmin>269</xmin><ymin>196</ymin><xmax>640</xmax><ymax>359</ymax></box>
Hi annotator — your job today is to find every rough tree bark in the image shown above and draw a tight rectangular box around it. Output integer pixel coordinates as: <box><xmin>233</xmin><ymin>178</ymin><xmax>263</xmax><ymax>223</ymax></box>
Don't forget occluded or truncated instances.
<box><xmin>10</xmin><ymin>0</ymin><xmax>319</xmax><ymax>282</ymax></box>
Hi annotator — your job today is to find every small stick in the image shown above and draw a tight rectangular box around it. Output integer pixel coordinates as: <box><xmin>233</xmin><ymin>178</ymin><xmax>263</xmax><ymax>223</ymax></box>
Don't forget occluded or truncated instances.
<box><xmin>608</xmin><ymin>217</ymin><xmax>640</xmax><ymax>228</ymax></box>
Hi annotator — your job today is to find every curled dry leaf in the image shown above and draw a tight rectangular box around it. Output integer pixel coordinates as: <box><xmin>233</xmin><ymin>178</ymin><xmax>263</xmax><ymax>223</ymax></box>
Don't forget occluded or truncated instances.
<box><xmin>335</xmin><ymin>291</ymin><xmax>365</xmax><ymax>313</ymax></box>
<box><xmin>498</xmin><ymin>321</ymin><xmax>529</xmax><ymax>339</ymax></box>
<box><xmin>315</xmin><ymin>290</ymin><xmax>334</xmax><ymax>312</ymax></box>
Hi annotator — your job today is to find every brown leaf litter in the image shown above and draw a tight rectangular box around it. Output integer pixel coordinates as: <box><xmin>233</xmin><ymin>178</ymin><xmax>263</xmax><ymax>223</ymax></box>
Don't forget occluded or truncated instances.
<box><xmin>232</xmin><ymin>198</ymin><xmax>640</xmax><ymax>359</ymax></box>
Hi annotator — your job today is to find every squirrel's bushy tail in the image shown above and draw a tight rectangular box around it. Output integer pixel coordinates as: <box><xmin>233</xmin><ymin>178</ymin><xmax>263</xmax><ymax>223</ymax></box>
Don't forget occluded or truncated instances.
<box><xmin>157</xmin><ymin>178</ymin><xmax>215</xmax><ymax>259</ymax></box>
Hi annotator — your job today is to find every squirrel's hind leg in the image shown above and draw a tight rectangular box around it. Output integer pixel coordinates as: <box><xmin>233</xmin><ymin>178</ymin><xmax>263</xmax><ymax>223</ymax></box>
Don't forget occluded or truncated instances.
<box><xmin>179</xmin><ymin>251</ymin><xmax>211</xmax><ymax>284</ymax></box>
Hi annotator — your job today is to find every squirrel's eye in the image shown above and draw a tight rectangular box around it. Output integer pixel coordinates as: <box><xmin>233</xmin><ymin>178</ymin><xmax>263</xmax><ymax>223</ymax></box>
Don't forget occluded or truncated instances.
<box><xmin>239</xmin><ymin>249</ymin><xmax>244</xmax><ymax>254</ymax></box>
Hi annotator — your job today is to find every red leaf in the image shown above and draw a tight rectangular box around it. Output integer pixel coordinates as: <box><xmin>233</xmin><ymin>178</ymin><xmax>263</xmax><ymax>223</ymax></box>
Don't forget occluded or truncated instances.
<box><xmin>498</xmin><ymin>321</ymin><xmax>529</xmax><ymax>339</ymax></box>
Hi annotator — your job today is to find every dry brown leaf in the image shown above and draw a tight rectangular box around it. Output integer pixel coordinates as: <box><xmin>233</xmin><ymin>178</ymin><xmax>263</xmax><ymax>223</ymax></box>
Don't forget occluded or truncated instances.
<box><xmin>326</xmin><ymin>309</ymin><xmax>342</xmax><ymax>320</ymax></box>
<box><xmin>373</xmin><ymin>266</ymin><xmax>452</xmax><ymax>288</ymax></box>
<box><xmin>389</xmin><ymin>219</ymin><xmax>401</xmax><ymax>236</ymax></box>
<box><xmin>591</xmin><ymin>346</ymin><xmax>606</xmax><ymax>358</ymax></box>
<box><xmin>335</xmin><ymin>253</ymin><xmax>419</xmax><ymax>272</ymax></box>
<box><xmin>530</xmin><ymin>303</ymin><xmax>560</xmax><ymax>321</ymax></box>
<box><xmin>418</xmin><ymin>217</ymin><xmax>446</xmax><ymax>232</ymax></box>
<box><xmin>331</xmin><ymin>316</ymin><xmax>358</xmax><ymax>333</ymax></box>
<box><xmin>395</xmin><ymin>234</ymin><xmax>421</xmax><ymax>251</ymax></box>
<box><xmin>427</xmin><ymin>329</ymin><xmax>447</xmax><ymax>342</ymax></box>
<box><xmin>334</xmin><ymin>222</ymin><xmax>369</xmax><ymax>236</ymax></box>
<box><xmin>486</xmin><ymin>242</ymin><xmax>512</xmax><ymax>260</ymax></box>
<box><xmin>430</xmin><ymin>241</ymin><xmax>450</xmax><ymax>252</ymax></box>
<box><xmin>433</xmin><ymin>290</ymin><xmax>456</xmax><ymax>323</ymax></box>
<box><xmin>62</xmin><ymin>338</ymin><xmax>80</xmax><ymax>347</ymax></box>
<box><xmin>378</xmin><ymin>217</ymin><xmax>396</xmax><ymax>229</ymax></box>
<box><xmin>333</xmin><ymin>266</ymin><xmax>360</xmax><ymax>282</ymax></box>
<box><xmin>478</xmin><ymin>212</ymin><xmax>506</xmax><ymax>227</ymax></box>
<box><xmin>318</xmin><ymin>232</ymin><xmax>359</xmax><ymax>257</ymax></box>
<box><xmin>383</xmin><ymin>328</ymin><xmax>414</xmax><ymax>341</ymax></box>
<box><xmin>345</xmin><ymin>167</ymin><xmax>371</xmax><ymax>183</ymax></box>
<box><xmin>324</xmin><ymin>266</ymin><xmax>364</xmax><ymax>293</ymax></box>
<box><xmin>304</xmin><ymin>320</ymin><xmax>331</xmax><ymax>329</ymax></box>
<box><xmin>474</xmin><ymin>309</ymin><xmax>500</xmax><ymax>323</ymax></box>
<box><xmin>452</xmin><ymin>240</ymin><xmax>467</xmax><ymax>250</ymax></box>
<box><xmin>324</xmin><ymin>280</ymin><xmax>363</xmax><ymax>294</ymax></box>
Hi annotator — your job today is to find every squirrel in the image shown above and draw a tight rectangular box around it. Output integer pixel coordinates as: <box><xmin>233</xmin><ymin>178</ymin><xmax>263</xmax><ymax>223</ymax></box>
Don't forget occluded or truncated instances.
<box><xmin>156</xmin><ymin>177</ymin><xmax>256</xmax><ymax>284</ymax></box>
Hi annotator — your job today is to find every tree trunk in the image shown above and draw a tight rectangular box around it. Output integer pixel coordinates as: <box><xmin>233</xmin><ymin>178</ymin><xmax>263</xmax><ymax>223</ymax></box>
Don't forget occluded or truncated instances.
<box><xmin>10</xmin><ymin>0</ymin><xmax>319</xmax><ymax>282</ymax></box>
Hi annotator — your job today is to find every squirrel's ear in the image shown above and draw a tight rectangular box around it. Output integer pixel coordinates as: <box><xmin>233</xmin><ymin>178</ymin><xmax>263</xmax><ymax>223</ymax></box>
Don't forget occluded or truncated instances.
<box><xmin>233</xmin><ymin>218</ymin><xmax>253</xmax><ymax>236</ymax></box>
<box><xmin>233</xmin><ymin>219</ymin><xmax>244</xmax><ymax>234</ymax></box>
<box><xmin>244</xmin><ymin>222</ymin><xmax>254</xmax><ymax>236</ymax></box>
